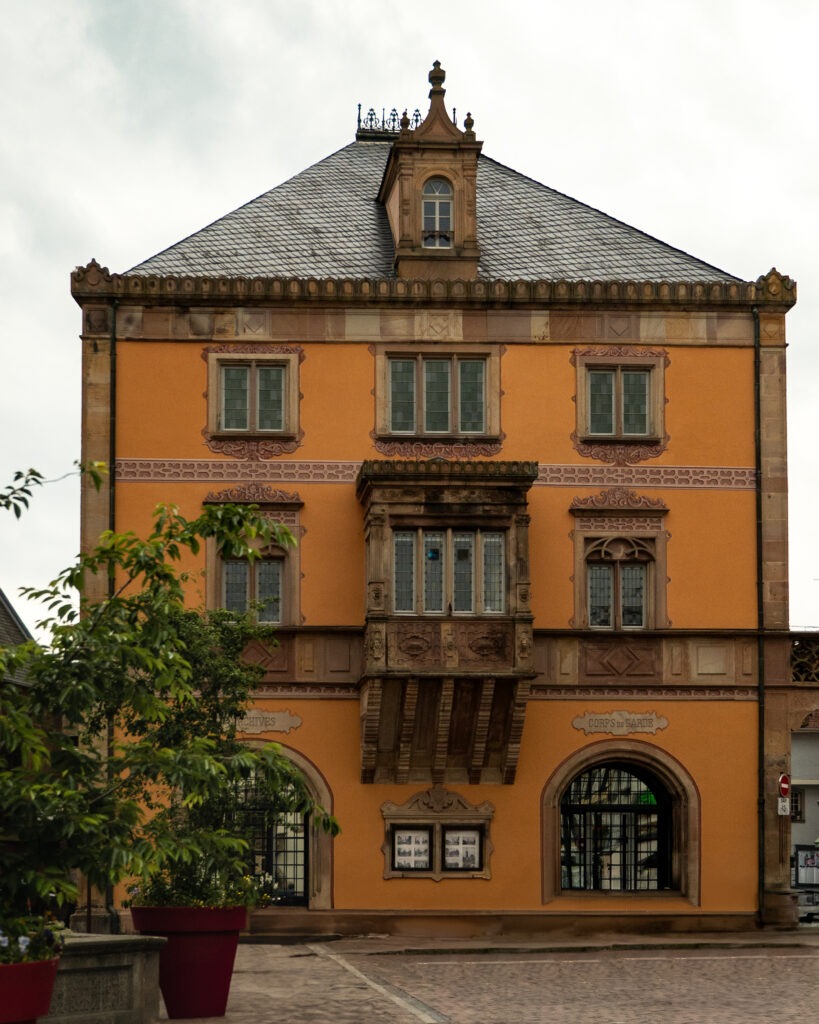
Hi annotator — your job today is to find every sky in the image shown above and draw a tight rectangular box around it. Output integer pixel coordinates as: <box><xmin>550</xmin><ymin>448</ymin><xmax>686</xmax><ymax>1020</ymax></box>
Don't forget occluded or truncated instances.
<box><xmin>1</xmin><ymin>0</ymin><xmax>817</xmax><ymax>634</ymax></box>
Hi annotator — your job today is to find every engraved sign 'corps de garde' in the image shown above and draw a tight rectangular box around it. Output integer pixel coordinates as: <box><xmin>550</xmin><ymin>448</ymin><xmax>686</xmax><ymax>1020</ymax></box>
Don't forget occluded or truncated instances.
<box><xmin>572</xmin><ymin>710</ymin><xmax>669</xmax><ymax>736</ymax></box>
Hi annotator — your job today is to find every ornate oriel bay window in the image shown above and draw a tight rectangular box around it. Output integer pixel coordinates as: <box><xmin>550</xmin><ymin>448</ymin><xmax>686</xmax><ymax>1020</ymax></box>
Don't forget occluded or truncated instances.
<box><xmin>356</xmin><ymin>460</ymin><xmax>538</xmax><ymax>785</ymax></box>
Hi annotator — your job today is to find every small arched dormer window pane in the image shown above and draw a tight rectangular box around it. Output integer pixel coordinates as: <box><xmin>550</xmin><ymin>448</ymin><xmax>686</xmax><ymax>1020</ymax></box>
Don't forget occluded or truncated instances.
<box><xmin>422</xmin><ymin>178</ymin><xmax>453</xmax><ymax>248</ymax></box>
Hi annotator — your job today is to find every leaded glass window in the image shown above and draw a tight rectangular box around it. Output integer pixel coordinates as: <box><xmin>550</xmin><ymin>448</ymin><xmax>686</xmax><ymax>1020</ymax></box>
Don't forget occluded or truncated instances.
<box><xmin>220</xmin><ymin>362</ymin><xmax>286</xmax><ymax>433</ymax></box>
<box><xmin>388</xmin><ymin>356</ymin><xmax>487</xmax><ymax>435</ymax></box>
<box><xmin>393</xmin><ymin>529</ymin><xmax>504</xmax><ymax>615</ymax></box>
<box><xmin>586</xmin><ymin>537</ymin><xmax>652</xmax><ymax>629</ymax></box>
<box><xmin>222</xmin><ymin>559</ymin><xmax>282</xmax><ymax>623</ymax></box>
<box><xmin>588</xmin><ymin>368</ymin><xmax>650</xmax><ymax>437</ymax></box>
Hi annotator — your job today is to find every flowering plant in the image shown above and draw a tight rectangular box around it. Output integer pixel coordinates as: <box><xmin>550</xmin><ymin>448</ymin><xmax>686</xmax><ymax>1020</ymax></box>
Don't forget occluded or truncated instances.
<box><xmin>252</xmin><ymin>872</ymin><xmax>295</xmax><ymax>908</ymax></box>
<box><xmin>126</xmin><ymin>865</ymin><xmax>259</xmax><ymax>910</ymax></box>
<box><xmin>0</xmin><ymin>914</ymin><xmax>64</xmax><ymax>964</ymax></box>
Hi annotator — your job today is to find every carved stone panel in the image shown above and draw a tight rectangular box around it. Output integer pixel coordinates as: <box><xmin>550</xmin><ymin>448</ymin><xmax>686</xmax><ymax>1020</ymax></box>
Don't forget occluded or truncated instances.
<box><xmin>581</xmin><ymin>639</ymin><xmax>661</xmax><ymax>681</ymax></box>
<box><xmin>455</xmin><ymin>621</ymin><xmax>513</xmax><ymax>669</ymax></box>
<box><xmin>387</xmin><ymin>621</ymin><xmax>442</xmax><ymax>669</ymax></box>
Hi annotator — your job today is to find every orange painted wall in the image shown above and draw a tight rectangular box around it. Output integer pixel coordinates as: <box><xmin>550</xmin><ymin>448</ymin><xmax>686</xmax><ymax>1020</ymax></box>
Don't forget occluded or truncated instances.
<box><xmin>115</xmin><ymin>339</ymin><xmax>757</xmax><ymax>467</ymax></box>
<box><xmin>110</xmin><ymin>319</ymin><xmax>763</xmax><ymax>917</ymax></box>
<box><xmin>249</xmin><ymin>697</ymin><xmax>757</xmax><ymax>913</ymax></box>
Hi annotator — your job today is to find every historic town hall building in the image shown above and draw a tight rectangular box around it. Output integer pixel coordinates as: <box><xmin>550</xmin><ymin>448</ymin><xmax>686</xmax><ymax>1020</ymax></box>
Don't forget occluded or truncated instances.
<box><xmin>74</xmin><ymin>63</ymin><xmax>813</xmax><ymax>933</ymax></box>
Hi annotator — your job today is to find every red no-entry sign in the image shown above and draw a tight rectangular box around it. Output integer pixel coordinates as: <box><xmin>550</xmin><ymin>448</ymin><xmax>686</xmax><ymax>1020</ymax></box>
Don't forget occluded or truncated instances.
<box><xmin>779</xmin><ymin>773</ymin><xmax>791</xmax><ymax>798</ymax></box>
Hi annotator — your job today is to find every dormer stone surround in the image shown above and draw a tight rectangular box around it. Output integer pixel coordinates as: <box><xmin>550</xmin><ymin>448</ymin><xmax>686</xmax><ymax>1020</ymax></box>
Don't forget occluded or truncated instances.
<box><xmin>377</xmin><ymin>62</ymin><xmax>482</xmax><ymax>281</ymax></box>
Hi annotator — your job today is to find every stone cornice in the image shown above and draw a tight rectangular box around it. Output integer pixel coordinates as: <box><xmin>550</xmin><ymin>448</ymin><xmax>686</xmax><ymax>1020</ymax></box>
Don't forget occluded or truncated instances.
<box><xmin>356</xmin><ymin>459</ymin><xmax>539</xmax><ymax>492</ymax></box>
<box><xmin>70</xmin><ymin>261</ymin><xmax>796</xmax><ymax>311</ymax></box>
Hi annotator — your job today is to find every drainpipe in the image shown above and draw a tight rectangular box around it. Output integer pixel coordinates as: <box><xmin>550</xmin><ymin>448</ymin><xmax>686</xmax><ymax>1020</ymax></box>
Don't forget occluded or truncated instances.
<box><xmin>108</xmin><ymin>298</ymin><xmax>118</xmax><ymax>543</ymax></box>
<box><xmin>105</xmin><ymin>297</ymin><xmax>119</xmax><ymax>933</ymax></box>
<box><xmin>753</xmin><ymin>303</ymin><xmax>766</xmax><ymax>927</ymax></box>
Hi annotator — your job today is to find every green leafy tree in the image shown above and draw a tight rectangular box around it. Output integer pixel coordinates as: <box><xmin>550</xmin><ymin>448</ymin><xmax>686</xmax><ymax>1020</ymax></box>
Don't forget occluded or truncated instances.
<box><xmin>0</xmin><ymin>495</ymin><xmax>337</xmax><ymax>920</ymax></box>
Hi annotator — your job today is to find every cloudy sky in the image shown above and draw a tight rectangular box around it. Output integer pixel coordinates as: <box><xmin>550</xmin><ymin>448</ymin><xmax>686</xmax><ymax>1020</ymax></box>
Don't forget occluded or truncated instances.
<box><xmin>2</xmin><ymin>0</ymin><xmax>817</xmax><ymax>633</ymax></box>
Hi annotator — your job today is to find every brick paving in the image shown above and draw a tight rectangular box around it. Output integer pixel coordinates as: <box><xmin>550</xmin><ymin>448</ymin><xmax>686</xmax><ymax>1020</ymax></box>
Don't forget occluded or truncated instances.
<box><xmin>160</xmin><ymin>929</ymin><xmax>819</xmax><ymax>1024</ymax></box>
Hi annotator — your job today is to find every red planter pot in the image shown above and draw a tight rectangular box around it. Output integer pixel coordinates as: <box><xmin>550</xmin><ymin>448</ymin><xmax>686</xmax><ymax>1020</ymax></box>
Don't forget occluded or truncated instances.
<box><xmin>0</xmin><ymin>958</ymin><xmax>60</xmax><ymax>1024</ymax></box>
<box><xmin>130</xmin><ymin>906</ymin><xmax>246</xmax><ymax>1019</ymax></box>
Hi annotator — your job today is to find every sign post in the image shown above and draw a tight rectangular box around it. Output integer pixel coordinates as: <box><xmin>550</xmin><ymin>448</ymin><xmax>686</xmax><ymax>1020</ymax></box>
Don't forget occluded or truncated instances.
<box><xmin>778</xmin><ymin>773</ymin><xmax>791</xmax><ymax>817</ymax></box>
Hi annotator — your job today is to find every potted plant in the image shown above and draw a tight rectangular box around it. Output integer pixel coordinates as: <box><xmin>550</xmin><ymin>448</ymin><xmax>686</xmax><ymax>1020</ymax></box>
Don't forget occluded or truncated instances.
<box><xmin>0</xmin><ymin>473</ymin><xmax>337</xmax><ymax>1021</ymax></box>
<box><xmin>128</xmin><ymin>864</ymin><xmax>253</xmax><ymax>1020</ymax></box>
<box><xmin>0</xmin><ymin>915</ymin><xmax>64</xmax><ymax>1024</ymax></box>
<box><xmin>124</xmin><ymin>621</ymin><xmax>336</xmax><ymax>1020</ymax></box>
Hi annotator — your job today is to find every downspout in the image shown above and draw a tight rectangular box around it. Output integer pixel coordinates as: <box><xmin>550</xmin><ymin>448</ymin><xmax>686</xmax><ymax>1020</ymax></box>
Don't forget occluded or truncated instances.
<box><xmin>105</xmin><ymin>297</ymin><xmax>119</xmax><ymax>933</ymax></box>
<box><xmin>753</xmin><ymin>303</ymin><xmax>766</xmax><ymax>928</ymax></box>
<box><xmin>108</xmin><ymin>298</ymin><xmax>118</xmax><ymax>543</ymax></box>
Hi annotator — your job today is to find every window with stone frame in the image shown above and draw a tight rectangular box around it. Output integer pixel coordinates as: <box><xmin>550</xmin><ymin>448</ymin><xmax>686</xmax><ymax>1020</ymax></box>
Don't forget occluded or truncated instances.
<box><xmin>393</xmin><ymin>527</ymin><xmax>505</xmax><ymax>615</ymax></box>
<box><xmin>374</xmin><ymin>345</ymin><xmax>501</xmax><ymax>442</ymax></box>
<box><xmin>203</xmin><ymin>485</ymin><xmax>303</xmax><ymax>628</ymax></box>
<box><xmin>572</xmin><ymin>347</ymin><xmax>669</xmax><ymax>446</ymax></box>
<box><xmin>542</xmin><ymin>743</ymin><xmax>701</xmax><ymax>904</ymax></box>
<box><xmin>422</xmin><ymin>177</ymin><xmax>453</xmax><ymax>248</ymax></box>
<box><xmin>570</xmin><ymin>489</ymin><xmax>669</xmax><ymax>631</ymax></box>
<box><xmin>381</xmin><ymin>786</ymin><xmax>494</xmax><ymax>881</ymax></box>
<box><xmin>206</xmin><ymin>349</ymin><xmax>301</xmax><ymax>439</ymax></box>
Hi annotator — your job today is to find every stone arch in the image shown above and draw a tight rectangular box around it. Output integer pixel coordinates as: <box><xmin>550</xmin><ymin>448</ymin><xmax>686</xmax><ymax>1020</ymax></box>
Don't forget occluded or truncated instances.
<box><xmin>541</xmin><ymin>740</ymin><xmax>700</xmax><ymax>905</ymax></box>
<box><xmin>242</xmin><ymin>741</ymin><xmax>334</xmax><ymax>910</ymax></box>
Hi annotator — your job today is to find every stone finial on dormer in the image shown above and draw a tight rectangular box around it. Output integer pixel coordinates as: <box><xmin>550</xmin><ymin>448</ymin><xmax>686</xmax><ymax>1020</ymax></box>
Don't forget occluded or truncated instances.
<box><xmin>377</xmin><ymin>63</ymin><xmax>482</xmax><ymax>279</ymax></box>
<box><xmin>429</xmin><ymin>59</ymin><xmax>445</xmax><ymax>92</ymax></box>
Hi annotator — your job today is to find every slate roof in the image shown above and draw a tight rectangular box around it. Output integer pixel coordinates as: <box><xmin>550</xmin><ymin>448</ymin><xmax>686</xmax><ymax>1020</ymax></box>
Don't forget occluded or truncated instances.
<box><xmin>0</xmin><ymin>587</ymin><xmax>33</xmax><ymax>686</ymax></box>
<box><xmin>129</xmin><ymin>141</ymin><xmax>738</xmax><ymax>283</ymax></box>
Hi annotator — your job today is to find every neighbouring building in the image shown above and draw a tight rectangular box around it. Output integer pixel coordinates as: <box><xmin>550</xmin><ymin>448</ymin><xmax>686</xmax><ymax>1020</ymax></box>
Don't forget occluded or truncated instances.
<box><xmin>73</xmin><ymin>63</ymin><xmax>818</xmax><ymax>935</ymax></box>
<box><xmin>0</xmin><ymin>587</ymin><xmax>33</xmax><ymax>686</ymax></box>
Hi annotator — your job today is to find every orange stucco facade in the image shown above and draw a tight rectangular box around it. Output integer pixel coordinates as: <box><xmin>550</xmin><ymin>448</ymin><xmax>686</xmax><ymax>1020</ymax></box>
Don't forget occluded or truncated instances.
<box><xmin>74</xmin><ymin>65</ymin><xmax>799</xmax><ymax>935</ymax></box>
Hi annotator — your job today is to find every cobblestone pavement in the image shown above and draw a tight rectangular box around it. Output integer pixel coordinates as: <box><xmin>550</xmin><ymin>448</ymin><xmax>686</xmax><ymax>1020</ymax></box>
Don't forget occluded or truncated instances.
<box><xmin>160</xmin><ymin>932</ymin><xmax>819</xmax><ymax>1024</ymax></box>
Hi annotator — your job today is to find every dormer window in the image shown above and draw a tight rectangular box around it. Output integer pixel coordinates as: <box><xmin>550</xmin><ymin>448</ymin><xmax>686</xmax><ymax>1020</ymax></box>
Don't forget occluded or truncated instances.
<box><xmin>422</xmin><ymin>178</ymin><xmax>452</xmax><ymax>248</ymax></box>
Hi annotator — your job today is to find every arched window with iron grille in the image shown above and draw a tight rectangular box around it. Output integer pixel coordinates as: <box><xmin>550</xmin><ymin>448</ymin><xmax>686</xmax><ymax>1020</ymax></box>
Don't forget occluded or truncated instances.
<box><xmin>233</xmin><ymin>777</ymin><xmax>308</xmax><ymax>906</ymax></box>
<box><xmin>560</xmin><ymin>762</ymin><xmax>672</xmax><ymax>891</ymax></box>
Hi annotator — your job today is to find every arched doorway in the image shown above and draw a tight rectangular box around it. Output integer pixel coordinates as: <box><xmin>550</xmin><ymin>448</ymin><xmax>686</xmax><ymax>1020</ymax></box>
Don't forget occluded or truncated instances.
<box><xmin>234</xmin><ymin>744</ymin><xmax>333</xmax><ymax>910</ymax></box>
<box><xmin>233</xmin><ymin>778</ymin><xmax>308</xmax><ymax>905</ymax></box>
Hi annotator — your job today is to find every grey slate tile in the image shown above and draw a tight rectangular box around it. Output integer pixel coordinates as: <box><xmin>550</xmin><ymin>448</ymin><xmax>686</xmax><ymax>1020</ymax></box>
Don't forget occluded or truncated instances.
<box><xmin>129</xmin><ymin>141</ymin><xmax>738</xmax><ymax>283</ymax></box>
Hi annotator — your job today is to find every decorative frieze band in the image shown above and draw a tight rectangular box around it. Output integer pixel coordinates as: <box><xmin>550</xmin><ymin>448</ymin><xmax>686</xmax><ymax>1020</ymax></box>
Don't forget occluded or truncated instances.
<box><xmin>530</xmin><ymin>685</ymin><xmax>757</xmax><ymax>700</ymax></box>
<box><xmin>115</xmin><ymin>459</ymin><xmax>756</xmax><ymax>489</ymax></box>
<box><xmin>538</xmin><ymin>465</ymin><xmax>755</xmax><ymax>489</ymax></box>
<box><xmin>116</xmin><ymin>460</ymin><xmax>361</xmax><ymax>482</ymax></box>
<box><xmin>254</xmin><ymin>683</ymin><xmax>359</xmax><ymax>699</ymax></box>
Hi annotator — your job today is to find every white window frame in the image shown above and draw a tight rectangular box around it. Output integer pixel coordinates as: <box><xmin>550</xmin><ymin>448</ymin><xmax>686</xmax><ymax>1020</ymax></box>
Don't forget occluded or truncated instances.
<box><xmin>392</xmin><ymin>527</ymin><xmax>506</xmax><ymax>616</ymax></box>
<box><xmin>422</xmin><ymin>177</ymin><xmax>453</xmax><ymax>249</ymax></box>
